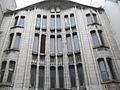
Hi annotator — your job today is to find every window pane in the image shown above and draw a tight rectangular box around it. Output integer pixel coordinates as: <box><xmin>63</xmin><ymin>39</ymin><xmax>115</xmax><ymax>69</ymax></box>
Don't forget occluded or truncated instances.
<box><xmin>92</xmin><ymin>14</ymin><xmax>98</xmax><ymax>23</ymax></box>
<box><xmin>50</xmin><ymin>35</ymin><xmax>55</xmax><ymax>53</ymax></box>
<box><xmin>40</xmin><ymin>35</ymin><xmax>46</xmax><ymax>53</ymax></box>
<box><xmin>75</xmin><ymin>53</ymin><xmax>81</xmax><ymax>63</ymax></box>
<box><xmin>14</xmin><ymin>16</ymin><xmax>19</xmax><ymax>26</ymax></box>
<box><xmin>50</xmin><ymin>56</ymin><xmax>55</xmax><ymax>63</ymax></box>
<box><xmin>98</xmin><ymin>31</ymin><xmax>104</xmax><ymax>46</ymax></box>
<box><xmin>42</xmin><ymin>16</ymin><xmax>47</xmax><ymax>30</ymax></box>
<box><xmin>56</xmin><ymin>15</ymin><xmax>61</xmax><ymax>30</ymax></box>
<box><xmin>33</xmin><ymin>34</ymin><xmax>39</xmax><ymax>53</ymax></box>
<box><xmin>8</xmin><ymin>33</ymin><xmax>14</xmax><ymax>49</ymax></box>
<box><xmin>77</xmin><ymin>64</ymin><xmax>84</xmax><ymax>86</ymax></box>
<box><xmin>38</xmin><ymin>66</ymin><xmax>45</xmax><ymax>88</ymax></box>
<box><xmin>57</xmin><ymin>35</ymin><xmax>62</xmax><ymax>53</ymax></box>
<box><xmin>73</xmin><ymin>33</ymin><xmax>79</xmax><ymax>51</ymax></box>
<box><xmin>35</xmin><ymin>15</ymin><xmax>41</xmax><ymax>29</ymax></box>
<box><xmin>70</xmin><ymin>14</ymin><xmax>76</xmax><ymax>27</ymax></box>
<box><xmin>68</xmin><ymin>55</ymin><xmax>74</xmax><ymax>64</ymax></box>
<box><xmin>31</xmin><ymin>65</ymin><xmax>36</xmax><ymax>87</ymax></box>
<box><xmin>14</xmin><ymin>33</ymin><xmax>21</xmax><ymax>49</ymax></box>
<box><xmin>86</xmin><ymin>14</ymin><xmax>92</xmax><ymax>25</ymax></box>
<box><xmin>64</xmin><ymin>15</ymin><xmax>70</xmax><ymax>29</ymax></box>
<box><xmin>50</xmin><ymin>67</ymin><xmax>56</xmax><ymax>88</ymax></box>
<box><xmin>50</xmin><ymin>15</ymin><xmax>55</xmax><ymax>30</ymax></box>
<box><xmin>58</xmin><ymin>56</ymin><xmax>63</xmax><ymax>64</ymax></box>
<box><xmin>91</xmin><ymin>31</ymin><xmax>100</xmax><ymax>47</ymax></box>
<box><xmin>58</xmin><ymin>66</ymin><xmax>64</xmax><ymax>88</ymax></box>
<box><xmin>19</xmin><ymin>16</ymin><xmax>25</xmax><ymax>27</ymax></box>
<box><xmin>66</xmin><ymin>34</ymin><xmax>72</xmax><ymax>53</ymax></box>
<box><xmin>69</xmin><ymin>65</ymin><xmax>76</xmax><ymax>87</ymax></box>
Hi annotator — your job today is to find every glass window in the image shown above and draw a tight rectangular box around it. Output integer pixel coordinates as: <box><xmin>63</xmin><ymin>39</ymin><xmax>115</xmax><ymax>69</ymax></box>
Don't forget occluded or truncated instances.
<box><xmin>38</xmin><ymin>66</ymin><xmax>45</xmax><ymax>89</ymax></box>
<box><xmin>14</xmin><ymin>16</ymin><xmax>19</xmax><ymax>26</ymax></box>
<box><xmin>69</xmin><ymin>65</ymin><xmax>76</xmax><ymax>87</ymax></box>
<box><xmin>40</xmin><ymin>55</ymin><xmax>45</xmax><ymax>61</ymax></box>
<box><xmin>86</xmin><ymin>14</ymin><xmax>93</xmax><ymax>25</ymax></box>
<box><xmin>66</xmin><ymin>34</ymin><xmax>72</xmax><ymax>53</ymax></box>
<box><xmin>86</xmin><ymin>14</ymin><xmax>98</xmax><ymax>25</ymax></box>
<box><xmin>7</xmin><ymin>61</ymin><xmax>15</xmax><ymax>83</ymax></box>
<box><xmin>35</xmin><ymin>15</ymin><xmax>41</xmax><ymax>29</ymax></box>
<box><xmin>70</xmin><ymin>14</ymin><xmax>76</xmax><ymax>28</ymax></box>
<box><xmin>75</xmin><ymin>53</ymin><xmax>81</xmax><ymax>63</ymax></box>
<box><xmin>57</xmin><ymin>35</ymin><xmax>62</xmax><ymax>53</ymax></box>
<box><xmin>50</xmin><ymin>67</ymin><xmax>56</xmax><ymax>88</ymax></box>
<box><xmin>77</xmin><ymin>64</ymin><xmax>84</xmax><ymax>86</ymax></box>
<box><xmin>18</xmin><ymin>16</ymin><xmax>25</xmax><ymax>27</ymax></box>
<box><xmin>14</xmin><ymin>33</ymin><xmax>21</xmax><ymax>49</ymax></box>
<box><xmin>40</xmin><ymin>34</ymin><xmax>46</xmax><ymax>53</ymax></box>
<box><xmin>50</xmin><ymin>15</ymin><xmax>55</xmax><ymax>30</ymax></box>
<box><xmin>58</xmin><ymin>56</ymin><xmax>63</xmax><ymax>64</ymax></box>
<box><xmin>42</xmin><ymin>15</ymin><xmax>47</xmax><ymax>30</ymax></box>
<box><xmin>33</xmin><ymin>34</ymin><xmax>39</xmax><ymax>53</ymax></box>
<box><xmin>73</xmin><ymin>33</ymin><xmax>79</xmax><ymax>51</ymax></box>
<box><xmin>56</xmin><ymin>15</ymin><xmax>61</xmax><ymax>30</ymax></box>
<box><xmin>64</xmin><ymin>15</ymin><xmax>70</xmax><ymax>29</ymax></box>
<box><xmin>50</xmin><ymin>35</ymin><xmax>55</xmax><ymax>54</ymax></box>
<box><xmin>98</xmin><ymin>58</ymin><xmax>109</xmax><ymax>81</ymax></box>
<box><xmin>8</xmin><ymin>33</ymin><xmax>14</xmax><ymax>49</ymax></box>
<box><xmin>68</xmin><ymin>55</ymin><xmax>74</xmax><ymax>64</ymax></box>
<box><xmin>98</xmin><ymin>30</ymin><xmax>104</xmax><ymax>46</ymax></box>
<box><xmin>30</xmin><ymin>65</ymin><xmax>36</xmax><ymax>88</ymax></box>
<box><xmin>58</xmin><ymin>66</ymin><xmax>64</xmax><ymax>88</ymax></box>
<box><xmin>92</xmin><ymin>14</ymin><xmax>98</xmax><ymax>24</ymax></box>
<box><xmin>0</xmin><ymin>61</ymin><xmax>7</xmax><ymax>82</ymax></box>
<box><xmin>50</xmin><ymin>56</ymin><xmax>55</xmax><ymax>63</ymax></box>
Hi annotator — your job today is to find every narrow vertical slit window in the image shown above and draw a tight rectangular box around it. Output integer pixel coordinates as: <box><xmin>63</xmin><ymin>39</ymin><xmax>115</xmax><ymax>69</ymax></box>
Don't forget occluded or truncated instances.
<box><xmin>64</xmin><ymin>15</ymin><xmax>70</xmax><ymax>30</ymax></box>
<box><xmin>14</xmin><ymin>33</ymin><xmax>21</xmax><ymax>49</ymax></box>
<box><xmin>58</xmin><ymin>56</ymin><xmax>63</xmax><ymax>65</ymax></box>
<box><xmin>56</xmin><ymin>15</ymin><xmax>61</xmax><ymax>31</ymax></box>
<box><xmin>14</xmin><ymin>16</ymin><xmax>19</xmax><ymax>26</ymax></box>
<box><xmin>77</xmin><ymin>64</ymin><xmax>84</xmax><ymax>86</ymax></box>
<box><xmin>50</xmin><ymin>15</ymin><xmax>55</xmax><ymax>31</ymax></box>
<box><xmin>73</xmin><ymin>32</ymin><xmax>79</xmax><ymax>52</ymax></box>
<box><xmin>42</xmin><ymin>15</ymin><xmax>47</xmax><ymax>30</ymax></box>
<box><xmin>50</xmin><ymin>35</ymin><xmax>55</xmax><ymax>54</ymax></box>
<box><xmin>8</xmin><ymin>33</ymin><xmax>14</xmax><ymax>49</ymax></box>
<box><xmin>98</xmin><ymin>30</ymin><xmax>104</xmax><ymax>46</ymax></box>
<box><xmin>33</xmin><ymin>34</ymin><xmax>39</xmax><ymax>53</ymax></box>
<box><xmin>35</xmin><ymin>15</ymin><xmax>41</xmax><ymax>30</ymax></box>
<box><xmin>7</xmin><ymin>61</ymin><xmax>16</xmax><ymax>83</ymax></box>
<box><xmin>69</xmin><ymin>65</ymin><xmax>76</xmax><ymax>87</ymax></box>
<box><xmin>18</xmin><ymin>16</ymin><xmax>25</xmax><ymax>27</ymax></box>
<box><xmin>50</xmin><ymin>67</ymin><xmax>56</xmax><ymax>88</ymax></box>
<box><xmin>30</xmin><ymin>65</ymin><xmax>37</xmax><ymax>88</ymax></box>
<box><xmin>57</xmin><ymin>35</ymin><xmax>62</xmax><ymax>54</ymax></box>
<box><xmin>58</xmin><ymin>66</ymin><xmax>64</xmax><ymax>88</ymax></box>
<box><xmin>38</xmin><ymin>66</ymin><xmax>45</xmax><ymax>89</ymax></box>
<box><xmin>66</xmin><ymin>34</ymin><xmax>72</xmax><ymax>53</ymax></box>
<box><xmin>86</xmin><ymin>14</ymin><xmax>92</xmax><ymax>25</ymax></box>
<box><xmin>40</xmin><ymin>34</ymin><xmax>46</xmax><ymax>53</ymax></box>
<box><xmin>0</xmin><ymin>61</ymin><xmax>7</xmax><ymax>82</ymax></box>
<box><xmin>70</xmin><ymin>14</ymin><xmax>76</xmax><ymax>28</ymax></box>
<box><xmin>98</xmin><ymin>58</ymin><xmax>109</xmax><ymax>81</ymax></box>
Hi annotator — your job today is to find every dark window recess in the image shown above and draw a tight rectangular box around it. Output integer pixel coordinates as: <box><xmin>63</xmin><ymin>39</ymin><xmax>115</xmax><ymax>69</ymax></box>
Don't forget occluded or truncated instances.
<box><xmin>50</xmin><ymin>15</ymin><xmax>55</xmax><ymax>31</ymax></box>
<box><xmin>30</xmin><ymin>65</ymin><xmax>37</xmax><ymax>88</ymax></box>
<box><xmin>69</xmin><ymin>65</ymin><xmax>76</xmax><ymax>87</ymax></box>
<box><xmin>56</xmin><ymin>15</ymin><xmax>61</xmax><ymax>31</ymax></box>
<box><xmin>40</xmin><ymin>55</ymin><xmax>45</xmax><ymax>61</ymax></box>
<box><xmin>35</xmin><ymin>15</ymin><xmax>41</xmax><ymax>30</ymax></box>
<box><xmin>98</xmin><ymin>30</ymin><xmax>104</xmax><ymax>46</ymax></box>
<box><xmin>58</xmin><ymin>56</ymin><xmax>63</xmax><ymax>64</ymax></box>
<box><xmin>42</xmin><ymin>15</ymin><xmax>47</xmax><ymax>30</ymax></box>
<box><xmin>0</xmin><ymin>61</ymin><xmax>7</xmax><ymax>82</ymax></box>
<box><xmin>77</xmin><ymin>64</ymin><xmax>84</xmax><ymax>86</ymax></box>
<box><xmin>75</xmin><ymin>53</ymin><xmax>81</xmax><ymax>63</ymax></box>
<box><xmin>38</xmin><ymin>66</ymin><xmax>45</xmax><ymax>89</ymax></box>
<box><xmin>98</xmin><ymin>58</ymin><xmax>109</xmax><ymax>81</ymax></box>
<box><xmin>50</xmin><ymin>67</ymin><xmax>56</xmax><ymax>88</ymax></box>
<box><xmin>7</xmin><ymin>61</ymin><xmax>15</xmax><ymax>83</ymax></box>
<box><xmin>70</xmin><ymin>14</ymin><xmax>76</xmax><ymax>28</ymax></box>
<box><xmin>58</xmin><ymin>66</ymin><xmax>64</xmax><ymax>88</ymax></box>
<box><xmin>18</xmin><ymin>16</ymin><xmax>25</xmax><ymax>27</ymax></box>
<box><xmin>68</xmin><ymin>55</ymin><xmax>74</xmax><ymax>64</ymax></box>
<box><xmin>14</xmin><ymin>16</ymin><xmax>19</xmax><ymax>26</ymax></box>
<box><xmin>50</xmin><ymin>56</ymin><xmax>55</xmax><ymax>63</ymax></box>
<box><xmin>8</xmin><ymin>33</ymin><xmax>14</xmax><ymax>49</ymax></box>
<box><xmin>33</xmin><ymin>34</ymin><xmax>39</xmax><ymax>53</ymax></box>
<box><xmin>73</xmin><ymin>32</ymin><xmax>79</xmax><ymax>52</ymax></box>
<box><xmin>14</xmin><ymin>33</ymin><xmax>21</xmax><ymax>49</ymax></box>
<box><xmin>40</xmin><ymin>35</ymin><xmax>46</xmax><ymax>53</ymax></box>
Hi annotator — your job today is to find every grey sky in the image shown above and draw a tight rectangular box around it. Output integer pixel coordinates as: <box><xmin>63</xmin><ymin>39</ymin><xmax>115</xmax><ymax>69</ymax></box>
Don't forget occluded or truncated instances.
<box><xmin>16</xmin><ymin>0</ymin><xmax>105</xmax><ymax>9</ymax></box>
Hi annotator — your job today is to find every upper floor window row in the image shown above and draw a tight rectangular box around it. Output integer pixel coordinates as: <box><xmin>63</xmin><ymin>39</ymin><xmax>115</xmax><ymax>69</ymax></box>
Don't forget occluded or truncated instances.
<box><xmin>14</xmin><ymin>16</ymin><xmax>25</xmax><ymax>28</ymax></box>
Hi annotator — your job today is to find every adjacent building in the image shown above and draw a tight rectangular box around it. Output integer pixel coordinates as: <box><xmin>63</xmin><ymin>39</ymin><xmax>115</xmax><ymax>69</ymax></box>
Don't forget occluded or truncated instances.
<box><xmin>0</xmin><ymin>0</ymin><xmax>120</xmax><ymax>90</ymax></box>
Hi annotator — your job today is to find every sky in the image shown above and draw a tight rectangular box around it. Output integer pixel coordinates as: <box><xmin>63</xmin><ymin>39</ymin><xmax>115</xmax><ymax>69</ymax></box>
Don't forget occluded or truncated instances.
<box><xmin>16</xmin><ymin>0</ymin><xmax>105</xmax><ymax>9</ymax></box>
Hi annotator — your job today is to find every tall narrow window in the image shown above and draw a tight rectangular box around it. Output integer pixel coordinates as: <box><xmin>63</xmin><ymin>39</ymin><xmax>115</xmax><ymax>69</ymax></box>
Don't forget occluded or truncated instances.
<box><xmin>14</xmin><ymin>33</ymin><xmax>21</xmax><ymax>49</ymax></box>
<box><xmin>50</xmin><ymin>67</ymin><xmax>56</xmax><ymax>88</ymax></box>
<box><xmin>40</xmin><ymin>55</ymin><xmax>45</xmax><ymax>61</ymax></box>
<box><xmin>8</xmin><ymin>33</ymin><xmax>14</xmax><ymax>49</ymax></box>
<box><xmin>69</xmin><ymin>65</ymin><xmax>76</xmax><ymax>87</ymax></box>
<box><xmin>38</xmin><ymin>66</ymin><xmax>45</xmax><ymax>89</ymax></box>
<box><xmin>56</xmin><ymin>15</ymin><xmax>61</xmax><ymax>31</ymax></box>
<box><xmin>86</xmin><ymin>14</ymin><xmax>92</xmax><ymax>25</ymax></box>
<box><xmin>106</xmin><ymin>58</ymin><xmax>116</xmax><ymax>80</ymax></box>
<box><xmin>7</xmin><ymin>61</ymin><xmax>15</xmax><ymax>83</ymax></box>
<box><xmin>42</xmin><ymin>15</ymin><xmax>47</xmax><ymax>30</ymax></box>
<box><xmin>14</xmin><ymin>16</ymin><xmax>19</xmax><ymax>26</ymax></box>
<box><xmin>66</xmin><ymin>34</ymin><xmax>72</xmax><ymax>53</ymax></box>
<box><xmin>50</xmin><ymin>35</ymin><xmax>55</xmax><ymax>54</ymax></box>
<box><xmin>58</xmin><ymin>66</ymin><xmax>64</xmax><ymax>88</ymax></box>
<box><xmin>18</xmin><ymin>16</ymin><xmax>25</xmax><ymax>27</ymax></box>
<box><xmin>92</xmin><ymin>14</ymin><xmax>98</xmax><ymax>24</ymax></box>
<box><xmin>50</xmin><ymin>56</ymin><xmax>55</xmax><ymax>63</ymax></box>
<box><xmin>98</xmin><ymin>30</ymin><xmax>104</xmax><ymax>46</ymax></box>
<box><xmin>57</xmin><ymin>35</ymin><xmax>62</xmax><ymax>54</ymax></box>
<box><xmin>98</xmin><ymin>58</ymin><xmax>109</xmax><ymax>81</ymax></box>
<box><xmin>35</xmin><ymin>15</ymin><xmax>41</xmax><ymax>30</ymax></box>
<box><xmin>50</xmin><ymin>15</ymin><xmax>55</xmax><ymax>31</ymax></box>
<box><xmin>40</xmin><ymin>34</ymin><xmax>46</xmax><ymax>53</ymax></box>
<box><xmin>58</xmin><ymin>56</ymin><xmax>63</xmax><ymax>64</ymax></box>
<box><xmin>68</xmin><ymin>55</ymin><xmax>74</xmax><ymax>64</ymax></box>
<box><xmin>70</xmin><ymin>14</ymin><xmax>76</xmax><ymax>28</ymax></box>
<box><xmin>64</xmin><ymin>15</ymin><xmax>70</xmax><ymax>30</ymax></box>
<box><xmin>30</xmin><ymin>65</ymin><xmax>36</xmax><ymax>88</ymax></box>
<box><xmin>33</xmin><ymin>34</ymin><xmax>39</xmax><ymax>53</ymax></box>
<box><xmin>75</xmin><ymin>53</ymin><xmax>81</xmax><ymax>63</ymax></box>
<box><xmin>91</xmin><ymin>31</ymin><xmax>99</xmax><ymax>47</ymax></box>
<box><xmin>73</xmin><ymin>33</ymin><xmax>79</xmax><ymax>52</ymax></box>
<box><xmin>0</xmin><ymin>61</ymin><xmax>7</xmax><ymax>82</ymax></box>
<box><xmin>77</xmin><ymin>64</ymin><xmax>84</xmax><ymax>86</ymax></box>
